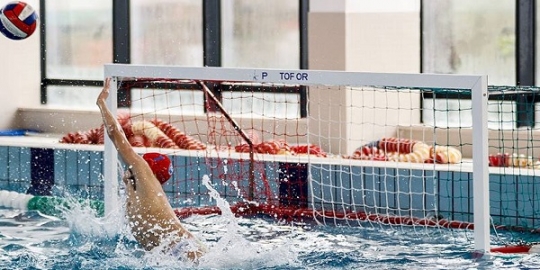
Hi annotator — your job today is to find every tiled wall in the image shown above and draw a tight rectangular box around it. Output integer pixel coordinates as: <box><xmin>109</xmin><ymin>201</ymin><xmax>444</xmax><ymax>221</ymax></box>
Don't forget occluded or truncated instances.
<box><xmin>1</xmin><ymin>145</ymin><xmax>538</xmax><ymax>229</ymax></box>
<box><xmin>310</xmin><ymin>165</ymin><xmax>540</xmax><ymax>229</ymax></box>
<box><xmin>0</xmin><ymin>145</ymin><xmax>285</xmax><ymax>209</ymax></box>
<box><xmin>0</xmin><ymin>146</ymin><xmax>104</xmax><ymax>199</ymax></box>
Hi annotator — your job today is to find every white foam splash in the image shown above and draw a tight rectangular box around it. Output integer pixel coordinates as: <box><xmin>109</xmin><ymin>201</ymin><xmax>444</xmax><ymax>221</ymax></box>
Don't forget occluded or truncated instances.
<box><xmin>196</xmin><ymin>174</ymin><xmax>299</xmax><ymax>268</ymax></box>
<box><xmin>62</xmin><ymin>197</ymin><xmax>125</xmax><ymax>239</ymax></box>
<box><xmin>0</xmin><ymin>190</ymin><xmax>33</xmax><ymax>210</ymax></box>
<box><xmin>32</xmin><ymin>174</ymin><xmax>299</xmax><ymax>268</ymax></box>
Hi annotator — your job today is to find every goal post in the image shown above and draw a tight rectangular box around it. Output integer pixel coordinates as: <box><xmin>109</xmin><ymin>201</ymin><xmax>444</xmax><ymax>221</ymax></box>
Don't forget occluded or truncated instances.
<box><xmin>471</xmin><ymin>76</ymin><xmax>490</xmax><ymax>253</ymax></box>
<box><xmin>103</xmin><ymin>76</ymin><xmax>120</xmax><ymax>216</ymax></box>
<box><xmin>103</xmin><ymin>64</ymin><xmax>490</xmax><ymax>252</ymax></box>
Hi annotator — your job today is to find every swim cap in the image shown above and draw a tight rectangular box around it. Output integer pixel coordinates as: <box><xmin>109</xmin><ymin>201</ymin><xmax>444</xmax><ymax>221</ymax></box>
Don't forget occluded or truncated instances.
<box><xmin>142</xmin><ymin>152</ymin><xmax>173</xmax><ymax>184</ymax></box>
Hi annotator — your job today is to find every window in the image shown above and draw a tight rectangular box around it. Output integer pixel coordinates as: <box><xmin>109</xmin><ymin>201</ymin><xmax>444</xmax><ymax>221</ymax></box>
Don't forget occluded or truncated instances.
<box><xmin>536</xmin><ymin>3</ymin><xmax>540</xmax><ymax>84</ymax></box>
<box><xmin>423</xmin><ymin>98</ymin><xmax>516</xmax><ymax>129</ymax></box>
<box><xmin>222</xmin><ymin>90</ymin><xmax>301</xmax><ymax>119</ymax></box>
<box><xmin>130</xmin><ymin>88</ymin><xmax>205</xmax><ymax>115</ymax></box>
<box><xmin>41</xmin><ymin>0</ymin><xmax>306</xmax><ymax>117</ymax></box>
<box><xmin>42</xmin><ymin>0</ymin><xmax>112</xmax><ymax>107</ymax></box>
<box><xmin>422</xmin><ymin>0</ymin><xmax>518</xmax><ymax>128</ymax></box>
<box><xmin>46</xmin><ymin>86</ymin><xmax>102</xmax><ymax>109</ymax></box>
<box><xmin>130</xmin><ymin>0</ymin><xmax>203</xmax><ymax>66</ymax></box>
<box><xmin>221</xmin><ymin>0</ymin><xmax>300</xmax><ymax>69</ymax></box>
<box><xmin>422</xmin><ymin>0</ymin><xmax>515</xmax><ymax>85</ymax></box>
<box><xmin>44</xmin><ymin>0</ymin><xmax>112</xmax><ymax>80</ymax></box>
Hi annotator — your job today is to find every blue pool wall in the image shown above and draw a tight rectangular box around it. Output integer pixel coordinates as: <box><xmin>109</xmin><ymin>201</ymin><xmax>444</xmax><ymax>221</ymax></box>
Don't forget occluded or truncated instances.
<box><xmin>0</xmin><ymin>145</ymin><xmax>537</xmax><ymax>229</ymax></box>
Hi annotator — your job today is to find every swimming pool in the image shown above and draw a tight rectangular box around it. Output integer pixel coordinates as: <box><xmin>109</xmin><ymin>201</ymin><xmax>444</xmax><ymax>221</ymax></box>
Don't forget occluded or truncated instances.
<box><xmin>1</xmin><ymin>203</ymin><xmax>539</xmax><ymax>269</ymax></box>
<box><xmin>1</xmin><ymin>137</ymin><xmax>540</xmax><ymax>269</ymax></box>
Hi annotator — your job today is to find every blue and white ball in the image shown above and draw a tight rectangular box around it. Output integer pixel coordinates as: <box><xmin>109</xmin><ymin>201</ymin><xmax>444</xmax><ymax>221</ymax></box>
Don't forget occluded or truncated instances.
<box><xmin>0</xmin><ymin>1</ymin><xmax>38</xmax><ymax>40</ymax></box>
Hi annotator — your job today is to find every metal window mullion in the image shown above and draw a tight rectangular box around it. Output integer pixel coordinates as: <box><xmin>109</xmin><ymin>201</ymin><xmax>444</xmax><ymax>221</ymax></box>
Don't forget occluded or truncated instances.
<box><xmin>113</xmin><ymin>0</ymin><xmax>131</xmax><ymax>108</ymax></box>
<box><xmin>516</xmin><ymin>0</ymin><xmax>536</xmax><ymax>127</ymax></box>
<box><xmin>203</xmin><ymin>0</ymin><xmax>222</xmax><ymax>113</ymax></box>
<box><xmin>39</xmin><ymin>0</ymin><xmax>47</xmax><ymax>104</ymax></box>
<box><xmin>299</xmin><ymin>0</ymin><xmax>309</xmax><ymax>118</ymax></box>
<box><xmin>203</xmin><ymin>0</ymin><xmax>221</xmax><ymax>67</ymax></box>
<box><xmin>300</xmin><ymin>0</ymin><xmax>309</xmax><ymax>70</ymax></box>
<box><xmin>113</xmin><ymin>0</ymin><xmax>130</xmax><ymax>64</ymax></box>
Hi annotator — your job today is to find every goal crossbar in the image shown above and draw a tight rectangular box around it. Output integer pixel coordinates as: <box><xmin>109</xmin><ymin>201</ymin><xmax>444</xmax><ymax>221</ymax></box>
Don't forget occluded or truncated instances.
<box><xmin>105</xmin><ymin>64</ymin><xmax>482</xmax><ymax>90</ymax></box>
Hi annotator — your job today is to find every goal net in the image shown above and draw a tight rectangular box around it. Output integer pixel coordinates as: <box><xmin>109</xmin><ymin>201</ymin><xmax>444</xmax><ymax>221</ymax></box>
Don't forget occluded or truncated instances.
<box><xmin>102</xmin><ymin>64</ymin><xmax>492</xmax><ymax>252</ymax></box>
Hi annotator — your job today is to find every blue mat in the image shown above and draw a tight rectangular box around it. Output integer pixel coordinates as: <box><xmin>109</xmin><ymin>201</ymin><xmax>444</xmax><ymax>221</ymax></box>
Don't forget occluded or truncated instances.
<box><xmin>0</xmin><ymin>129</ymin><xmax>40</xmax><ymax>136</ymax></box>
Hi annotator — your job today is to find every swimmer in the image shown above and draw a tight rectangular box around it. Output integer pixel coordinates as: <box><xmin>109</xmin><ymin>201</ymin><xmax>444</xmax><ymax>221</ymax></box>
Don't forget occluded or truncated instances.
<box><xmin>97</xmin><ymin>78</ymin><xmax>205</xmax><ymax>261</ymax></box>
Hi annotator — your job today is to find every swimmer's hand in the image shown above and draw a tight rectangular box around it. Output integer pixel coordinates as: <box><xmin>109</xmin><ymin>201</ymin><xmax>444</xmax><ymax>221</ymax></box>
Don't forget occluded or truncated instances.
<box><xmin>97</xmin><ymin>78</ymin><xmax>111</xmax><ymax>106</ymax></box>
<box><xmin>96</xmin><ymin>78</ymin><xmax>123</xmax><ymax>140</ymax></box>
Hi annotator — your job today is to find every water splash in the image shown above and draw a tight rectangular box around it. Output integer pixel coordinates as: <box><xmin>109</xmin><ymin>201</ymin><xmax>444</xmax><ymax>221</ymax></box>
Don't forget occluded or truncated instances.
<box><xmin>7</xmin><ymin>171</ymin><xmax>532</xmax><ymax>269</ymax></box>
<box><xmin>197</xmin><ymin>174</ymin><xmax>299</xmax><ymax>269</ymax></box>
<box><xmin>41</xmin><ymin>174</ymin><xmax>298</xmax><ymax>268</ymax></box>
<box><xmin>3</xmin><ymin>205</ymin><xmax>540</xmax><ymax>269</ymax></box>
<box><xmin>62</xmin><ymin>198</ymin><xmax>124</xmax><ymax>241</ymax></box>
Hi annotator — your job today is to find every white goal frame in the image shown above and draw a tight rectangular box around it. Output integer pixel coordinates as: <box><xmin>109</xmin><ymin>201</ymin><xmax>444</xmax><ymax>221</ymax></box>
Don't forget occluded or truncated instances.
<box><xmin>103</xmin><ymin>63</ymin><xmax>489</xmax><ymax>252</ymax></box>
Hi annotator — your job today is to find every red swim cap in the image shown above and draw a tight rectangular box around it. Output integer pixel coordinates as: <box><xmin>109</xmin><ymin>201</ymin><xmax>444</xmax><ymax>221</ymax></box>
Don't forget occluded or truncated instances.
<box><xmin>142</xmin><ymin>152</ymin><xmax>173</xmax><ymax>184</ymax></box>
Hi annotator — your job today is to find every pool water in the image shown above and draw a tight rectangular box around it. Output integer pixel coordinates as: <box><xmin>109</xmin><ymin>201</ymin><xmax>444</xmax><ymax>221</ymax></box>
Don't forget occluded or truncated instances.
<box><xmin>1</xmin><ymin>203</ymin><xmax>540</xmax><ymax>270</ymax></box>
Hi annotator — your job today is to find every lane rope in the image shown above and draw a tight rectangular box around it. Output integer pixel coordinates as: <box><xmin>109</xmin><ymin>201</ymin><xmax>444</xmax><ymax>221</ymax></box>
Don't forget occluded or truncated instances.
<box><xmin>0</xmin><ymin>190</ymin><xmax>104</xmax><ymax>217</ymax></box>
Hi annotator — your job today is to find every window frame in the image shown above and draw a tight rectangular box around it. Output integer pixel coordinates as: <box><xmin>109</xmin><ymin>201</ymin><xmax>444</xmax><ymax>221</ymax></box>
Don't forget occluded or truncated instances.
<box><xmin>420</xmin><ymin>0</ymin><xmax>537</xmax><ymax>127</ymax></box>
<box><xmin>39</xmin><ymin>0</ymin><xmax>309</xmax><ymax>118</ymax></box>
<box><xmin>39</xmin><ymin>1</ymin><xmax>540</xmax><ymax>125</ymax></box>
